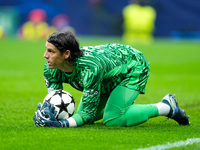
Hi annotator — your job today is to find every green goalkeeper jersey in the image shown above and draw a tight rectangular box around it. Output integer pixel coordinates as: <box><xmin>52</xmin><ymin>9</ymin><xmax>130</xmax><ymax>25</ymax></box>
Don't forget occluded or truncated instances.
<box><xmin>43</xmin><ymin>43</ymin><xmax>150</xmax><ymax>126</ymax></box>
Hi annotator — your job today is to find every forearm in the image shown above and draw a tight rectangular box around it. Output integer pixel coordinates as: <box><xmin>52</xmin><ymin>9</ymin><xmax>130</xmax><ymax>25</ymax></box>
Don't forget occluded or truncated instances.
<box><xmin>59</xmin><ymin>116</ymin><xmax>82</xmax><ymax>127</ymax></box>
<box><xmin>61</xmin><ymin>112</ymin><xmax>90</xmax><ymax>127</ymax></box>
<box><xmin>64</xmin><ymin>117</ymin><xmax>78</xmax><ymax>127</ymax></box>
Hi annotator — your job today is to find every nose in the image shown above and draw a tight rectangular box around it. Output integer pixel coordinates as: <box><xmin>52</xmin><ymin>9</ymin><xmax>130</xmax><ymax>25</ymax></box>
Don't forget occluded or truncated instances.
<box><xmin>44</xmin><ymin>50</ymin><xmax>48</xmax><ymax>58</ymax></box>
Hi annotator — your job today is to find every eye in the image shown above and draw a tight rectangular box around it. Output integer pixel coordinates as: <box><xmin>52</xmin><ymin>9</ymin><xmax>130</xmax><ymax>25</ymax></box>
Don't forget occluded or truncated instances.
<box><xmin>48</xmin><ymin>49</ymin><xmax>54</xmax><ymax>53</ymax></box>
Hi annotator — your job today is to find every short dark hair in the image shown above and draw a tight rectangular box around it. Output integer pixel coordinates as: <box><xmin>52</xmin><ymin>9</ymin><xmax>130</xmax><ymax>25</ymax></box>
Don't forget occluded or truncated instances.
<box><xmin>47</xmin><ymin>31</ymin><xmax>82</xmax><ymax>65</ymax></box>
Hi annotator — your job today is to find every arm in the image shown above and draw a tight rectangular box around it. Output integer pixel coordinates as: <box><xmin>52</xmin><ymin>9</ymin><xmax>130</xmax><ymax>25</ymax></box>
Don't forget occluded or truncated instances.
<box><xmin>71</xmin><ymin>86</ymin><xmax>101</xmax><ymax>126</ymax></box>
<box><xmin>34</xmin><ymin>63</ymin><xmax>103</xmax><ymax>127</ymax></box>
<box><xmin>42</xmin><ymin>64</ymin><xmax>103</xmax><ymax>127</ymax></box>
<box><xmin>70</xmin><ymin>64</ymin><xmax>103</xmax><ymax>127</ymax></box>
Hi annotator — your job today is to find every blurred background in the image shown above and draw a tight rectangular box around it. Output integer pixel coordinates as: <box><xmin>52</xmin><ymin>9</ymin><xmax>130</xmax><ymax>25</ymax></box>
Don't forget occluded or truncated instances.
<box><xmin>0</xmin><ymin>0</ymin><xmax>200</xmax><ymax>42</ymax></box>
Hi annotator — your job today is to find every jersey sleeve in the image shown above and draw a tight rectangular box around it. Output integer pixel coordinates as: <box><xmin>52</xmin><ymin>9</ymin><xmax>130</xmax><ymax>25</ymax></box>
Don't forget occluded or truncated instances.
<box><xmin>72</xmin><ymin>64</ymin><xmax>103</xmax><ymax>126</ymax></box>
<box><xmin>43</xmin><ymin>63</ymin><xmax>65</xmax><ymax>92</ymax></box>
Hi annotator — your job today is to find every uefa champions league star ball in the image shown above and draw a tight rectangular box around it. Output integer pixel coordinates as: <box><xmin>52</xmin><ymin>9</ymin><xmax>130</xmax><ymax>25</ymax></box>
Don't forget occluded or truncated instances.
<box><xmin>43</xmin><ymin>90</ymin><xmax>75</xmax><ymax>120</ymax></box>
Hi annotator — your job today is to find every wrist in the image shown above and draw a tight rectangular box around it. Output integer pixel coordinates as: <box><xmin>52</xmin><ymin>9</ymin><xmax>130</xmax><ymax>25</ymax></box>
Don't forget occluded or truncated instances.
<box><xmin>59</xmin><ymin>117</ymin><xmax>78</xmax><ymax>127</ymax></box>
<box><xmin>67</xmin><ymin>117</ymin><xmax>77</xmax><ymax>127</ymax></box>
<box><xmin>59</xmin><ymin>119</ymin><xmax>69</xmax><ymax>127</ymax></box>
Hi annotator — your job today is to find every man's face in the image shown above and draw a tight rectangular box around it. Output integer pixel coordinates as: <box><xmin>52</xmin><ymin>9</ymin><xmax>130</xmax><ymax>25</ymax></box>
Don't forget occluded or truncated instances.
<box><xmin>44</xmin><ymin>42</ymin><xmax>65</xmax><ymax>69</ymax></box>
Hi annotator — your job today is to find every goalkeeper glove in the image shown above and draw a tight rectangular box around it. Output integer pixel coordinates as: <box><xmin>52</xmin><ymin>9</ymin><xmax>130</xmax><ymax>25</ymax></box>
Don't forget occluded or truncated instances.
<box><xmin>33</xmin><ymin>102</ymin><xmax>45</xmax><ymax>127</ymax></box>
<box><xmin>33</xmin><ymin>102</ymin><xmax>69</xmax><ymax>127</ymax></box>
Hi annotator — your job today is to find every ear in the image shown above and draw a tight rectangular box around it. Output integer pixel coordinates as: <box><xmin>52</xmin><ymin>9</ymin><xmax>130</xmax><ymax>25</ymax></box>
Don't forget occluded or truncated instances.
<box><xmin>64</xmin><ymin>50</ymin><xmax>71</xmax><ymax>59</ymax></box>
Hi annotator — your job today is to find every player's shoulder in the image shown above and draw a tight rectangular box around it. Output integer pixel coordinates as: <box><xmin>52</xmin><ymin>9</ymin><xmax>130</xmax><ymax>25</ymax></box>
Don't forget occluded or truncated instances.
<box><xmin>80</xmin><ymin>43</ymin><xmax>129</xmax><ymax>51</ymax></box>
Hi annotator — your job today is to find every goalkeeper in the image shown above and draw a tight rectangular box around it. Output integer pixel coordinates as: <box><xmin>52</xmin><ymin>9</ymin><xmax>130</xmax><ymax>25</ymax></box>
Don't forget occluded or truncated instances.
<box><xmin>33</xmin><ymin>31</ymin><xmax>189</xmax><ymax>127</ymax></box>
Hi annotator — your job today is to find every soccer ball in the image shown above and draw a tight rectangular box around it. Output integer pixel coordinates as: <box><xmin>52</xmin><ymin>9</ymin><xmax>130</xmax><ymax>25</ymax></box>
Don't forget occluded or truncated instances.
<box><xmin>43</xmin><ymin>90</ymin><xmax>75</xmax><ymax>120</ymax></box>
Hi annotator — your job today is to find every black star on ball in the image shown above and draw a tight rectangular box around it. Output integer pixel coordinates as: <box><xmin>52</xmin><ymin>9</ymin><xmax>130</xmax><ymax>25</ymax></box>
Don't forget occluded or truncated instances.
<box><xmin>55</xmin><ymin>98</ymin><xmax>70</xmax><ymax>114</ymax></box>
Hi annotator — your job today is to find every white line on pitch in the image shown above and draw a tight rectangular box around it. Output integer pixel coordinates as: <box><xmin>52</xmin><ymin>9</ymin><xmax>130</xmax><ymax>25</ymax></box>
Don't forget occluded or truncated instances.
<box><xmin>134</xmin><ymin>138</ymin><xmax>200</xmax><ymax>150</ymax></box>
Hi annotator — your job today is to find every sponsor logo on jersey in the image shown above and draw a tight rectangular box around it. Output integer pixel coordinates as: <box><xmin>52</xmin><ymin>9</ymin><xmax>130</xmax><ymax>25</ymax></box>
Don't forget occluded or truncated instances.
<box><xmin>83</xmin><ymin>90</ymin><xmax>99</xmax><ymax>97</ymax></box>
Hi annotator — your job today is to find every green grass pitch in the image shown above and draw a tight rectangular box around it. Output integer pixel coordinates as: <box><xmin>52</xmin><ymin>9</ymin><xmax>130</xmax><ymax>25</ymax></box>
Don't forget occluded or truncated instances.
<box><xmin>0</xmin><ymin>37</ymin><xmax>200</xmax><ymax>150</ymax></box>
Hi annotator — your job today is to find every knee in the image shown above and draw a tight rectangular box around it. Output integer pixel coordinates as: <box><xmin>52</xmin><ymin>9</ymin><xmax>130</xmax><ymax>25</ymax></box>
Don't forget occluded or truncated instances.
<box><xmin>103</xmin><ymin>109</ymin><xmax>125</xmax><ymax>127</ymax></box>
<box><xmin>103</xmin><ymin>102</ymin><xmax>125</xmax><ymax>126</ymax></box>
<box><xmin>103</xmin><ymin>116</ymin><xmax>125</xmax><ymax>127</ymax></box>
